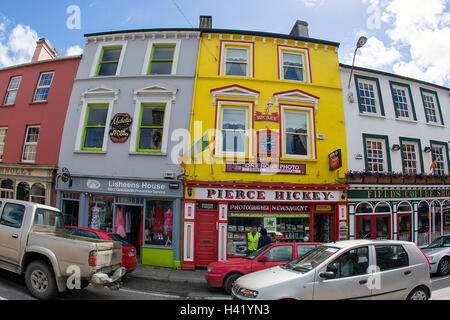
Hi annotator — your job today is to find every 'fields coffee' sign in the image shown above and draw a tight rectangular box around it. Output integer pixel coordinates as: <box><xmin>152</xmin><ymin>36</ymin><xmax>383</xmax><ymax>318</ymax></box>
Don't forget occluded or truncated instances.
<box><xmin>109</xmin><ymin>113</ymin><xmax>132</xmax><ymax>143</ymax></box>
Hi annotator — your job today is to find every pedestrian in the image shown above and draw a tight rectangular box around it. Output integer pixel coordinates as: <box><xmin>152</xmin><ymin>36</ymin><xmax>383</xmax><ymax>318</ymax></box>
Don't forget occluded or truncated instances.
<box><xmin>246</xmin><ymin>226</ymin><xmax>260</xmax><ymax>255</ymax></box>
<box><xmin>258</xmin><ymin>228</ymin><xmax>272</xmax><ymax>249</ymax></box>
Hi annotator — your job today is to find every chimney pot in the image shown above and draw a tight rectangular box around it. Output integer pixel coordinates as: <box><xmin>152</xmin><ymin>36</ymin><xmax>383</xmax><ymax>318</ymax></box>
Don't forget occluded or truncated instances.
<box><xmin>290</xmin><ymin>20</ymin><xmax>309</xmax><ymax>38</ymax></box>
<box><xmin>199</xmin><ymin>15</ymin><xmax>212</xmax><ymax>29</ymax></box>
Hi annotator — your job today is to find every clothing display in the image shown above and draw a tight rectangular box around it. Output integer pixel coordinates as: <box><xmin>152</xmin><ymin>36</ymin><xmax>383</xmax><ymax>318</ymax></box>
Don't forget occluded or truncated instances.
<box><xmin>115</xmin><ymin>207</ymin><xmax>126</xmax><ymax>238</ymax></box>
<box><xmin>153</xmin><ymin>206</ymin><xmax>163</xmax><ymax>233</ymax></box>
<box><xmin>163</xmin><ymin>209</ymin><xmax>173</xmax><ymax>237</ymax></box>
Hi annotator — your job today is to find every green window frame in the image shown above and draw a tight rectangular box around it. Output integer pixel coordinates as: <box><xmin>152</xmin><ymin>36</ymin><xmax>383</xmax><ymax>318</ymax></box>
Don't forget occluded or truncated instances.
<box><xmin>148</xmin><ymin>45</ymin><xmax>176</xmax><ymax>75</ymax></box>
<box><xmin>81</xmin><ymin>104</ymin><xmax>109</xmax><ymax>151</ymax></box>
<box><xmin>399</xmin><ymin>137</ymin><xmax>424</xmax><ymax>174</ymax></box>
<box><xmin>136</xmin><ymin>103</ymin><xmax>166</xmax><ymax>152</ymax></box>
<box><xmin>362</xmin><ymin>133</ymin><xmax>392</xmax><ymax>172</ymax></box>
<box><xmin>96</xmin><ymin>46</ymin><xmax>123</xmax><ymax>76</ymax></box>
<box><xmin>389</xmin><ymin>81</ymin><xmax>417</xmax><ymax>121</ymax></box>
<box><xmin>354</xmin><ymin>75</ymin><xmax>385</xmax><ymax>116</ymax></box>
<box><xmin>420</xmin><ymin>88</ymin><xmax>444</xmax><ymax>125</ymax></box>
<box><xmin>430</xmin><ymin>140</ymin><xmax>450</xmax><ymax>175</ymax></box>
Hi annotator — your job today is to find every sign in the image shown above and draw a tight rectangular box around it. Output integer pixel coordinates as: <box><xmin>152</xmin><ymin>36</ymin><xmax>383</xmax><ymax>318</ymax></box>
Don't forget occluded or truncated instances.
<box><xmin>254</xmin><ymin>111</ymin><xmax>279</xmax><ymax>122</ymax></box>
<box><xmin>264</xmin><ymin>218</ymin><xmax>277</xmax><ymax>233</ymax></box>
<box><xmin>228</xmin><ymin>203</ymin><xmax>311</xmax><ymax>213</ymax></box>
<box><xmin>316</xmin><ymin>204</ymin><xmax>334</xmax><ymax>212</ymax></box>
<box><xmin>349</xmin><ymin>188</ymin><xmax>450</xmax><ymax>200</ymax></box>
<box><xmin>328</xmin><ymin>149</ymin><xmax>342</xmax><ymax>170</ymax></box>
<box><xmin>257</xmin><ymin>130</ymin><xmax>279</xmax><ymax>160</ymax></box>
<box><xmin>229</xmin><ymin>212</ymin><xmax>310</xmax><ymax>218</ymax></box>
<box><xmin>109</xmin><ymin>113</ymin><xmax>132</xmax><ymax>143</ymax></box>
<box><xmin>226</xmin><ymin>162</ymin><xmax>306</xmax><ymax>175</ymax></box>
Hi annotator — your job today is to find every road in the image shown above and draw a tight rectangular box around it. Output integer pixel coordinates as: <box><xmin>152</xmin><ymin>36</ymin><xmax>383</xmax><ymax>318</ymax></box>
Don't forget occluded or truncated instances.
<box><xmin>0</xmin><ymin>269</ymin><xmax>448</xmax><ymax>300</ymax></box>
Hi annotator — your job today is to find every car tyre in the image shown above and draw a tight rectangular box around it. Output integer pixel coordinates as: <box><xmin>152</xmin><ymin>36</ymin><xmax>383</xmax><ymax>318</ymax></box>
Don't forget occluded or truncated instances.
<box><xmin>437</xmin><ymin>257</ymin><xmax>450</xmax><ymax>276</ymax></box>
<box><xmin>406</xmin><ymin>286</ymin><xmax>429</xmax><ymax>300</ymax></box>
<box><xmin>224</xmin><ymin>273</ymin><xmax>242</xmax><ymax>295</ymax></box>
<box><xmin>25</xmin><ymin>261</ymin><xmax>57</xmax><ymax>300</ymax></box>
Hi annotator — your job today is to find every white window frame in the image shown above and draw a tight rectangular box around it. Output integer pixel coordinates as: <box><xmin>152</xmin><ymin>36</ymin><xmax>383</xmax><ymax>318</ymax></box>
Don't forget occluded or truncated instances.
<box><xmin>141</xmin><ymin>39</ymin><xmax>181</xmax><ymax>76</ymax></box>
<box><xmin>89</xmin><ymin>41</ymin><xmax>127</xmax><ymax>77</ymax></box>
<box><xmin>365</xmin><ymin>138</ymin><xmax>388</xmax><ymax>172</ymax></box>
<box><xmin>215</xmin><ymin>101</ymin><xmax>253</xmax><ymax>157</ymax></box>
<box><xmin>219</xmin><ymin>41</ymin><xmax>253</xmax><ymax>78</ymax></box>
<box><xmin>357</xmin><ymin>79</ymin><xmax>381</xmax><ymax>115</ymax></box>
<box><xmin>278</xmin><ymin>46</ymin><xmax>310</xmax><ymax>83</ymax></box>
<box><xmin>33</xmin><ymin>72</ymin><xmax>54</xmax><ymax>102</ymax></box>
<box><xmin>280</xmin><ymin>105</ymin><xmax>315</xmax><ymax>160</ymax></box>
<box><xmin>401</xmin><ymin>141</ymin><xmax>420</xmax><ymax>175</ymax></box>
<box><xmin>0</xmin><ymin>127</ymin><xmax>7</xmax><ymax>162</ymax></box>
<box><xmin>22</xmin><ymin>126</ymin><xmax>40</xmax><ymax>163</ymax></box>
<box><xmin>431</xmin><ymin>144</ymin><xmax>448</xmax><ymax>175</ymax></box>
<box><xmin>391</xmin><ymin>85</ymin><xmax>413</xmax><ymax>121</ymax></box>
<box><xmin>4</xmin><ymin>76</ymin><xmax>21</xmax><ymax>105</ymax></box>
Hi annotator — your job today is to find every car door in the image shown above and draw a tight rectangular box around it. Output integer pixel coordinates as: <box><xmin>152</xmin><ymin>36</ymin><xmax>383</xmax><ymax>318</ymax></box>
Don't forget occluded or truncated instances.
<box><xmin>371</xmin><ymin>244</ymin><xmax>414</xmax><ymax>300</ymax></box>
<box><xmin>0</xmin><ymin>202</ymin><xmax>26</xmax><ymax>267</ymax></box>
<box><xmin>251</xmin><ymin>244</ymin><xmax>293</xmax><ymax>273</ymax></box>
<box><xmin>313</xmin><ymin>246</ymin><xmax>372</xmax><ymax>300</ymax></box>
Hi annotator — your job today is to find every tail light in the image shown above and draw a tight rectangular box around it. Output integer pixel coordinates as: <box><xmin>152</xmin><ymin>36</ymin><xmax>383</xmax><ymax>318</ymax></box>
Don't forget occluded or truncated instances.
<box><xmin>416</xmin><ymin>245</ymin><xmax>430</xmax><ymax>270</ymax></box>
<box><xmin>89</xmin><ymin>250</ymin><xmax>97</xmax><ymax>266</ymax></box>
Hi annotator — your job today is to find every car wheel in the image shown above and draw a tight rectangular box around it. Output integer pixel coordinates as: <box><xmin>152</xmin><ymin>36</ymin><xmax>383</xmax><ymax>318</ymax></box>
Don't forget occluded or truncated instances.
<box><xmin>406</xmin><ymin>286</ymin><xmax>429</xmax><ymax>300</ymax></box>
<box><xmin>25</xmin><ymin>261</ymin><xmax>57</xmax><ymax>300</ymax></box>
<box><xmin>224</xmin><ymin>273</ymin><xmax>242</xmax><ymax>295</ymax></box>
<box><xmin>437</xmin><ymin>257</ymin><xmax>450</xmax><ymax>276</ymax></box>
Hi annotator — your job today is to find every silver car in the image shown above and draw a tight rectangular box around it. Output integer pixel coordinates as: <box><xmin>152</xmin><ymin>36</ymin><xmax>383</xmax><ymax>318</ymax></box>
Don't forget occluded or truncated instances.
<box><xmin>232</xmin><ymin>240</ymin><xmax>432</xmax><ymax>300</ymax></box>
<box><xmin>422</xmin><ymin>235</ymin><xmax>450</xmax><ymax>276</ymax></box>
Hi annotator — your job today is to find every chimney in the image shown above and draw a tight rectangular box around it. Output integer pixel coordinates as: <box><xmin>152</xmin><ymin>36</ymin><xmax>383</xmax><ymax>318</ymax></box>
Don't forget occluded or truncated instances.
<box><xmin>31</xmin><ymin>38</ymin><xmax>59</xmax><ymax>63</ymax></box>
<box><xmin>289</xmin><ymin>20</ymin><xmax>309</xmax><ymax>38</ymax></box>
<box><xmin>199</xmin><ymin>15</ymin><xmax>212</xmax><ymax>29</ymax></box>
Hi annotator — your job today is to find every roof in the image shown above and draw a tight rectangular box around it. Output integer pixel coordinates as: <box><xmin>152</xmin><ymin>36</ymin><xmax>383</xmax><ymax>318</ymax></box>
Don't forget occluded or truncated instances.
<box><xmin>0</xmin><ymin>55</ymin><xmax>82</xmax><ymax>73</ymax></box>
<box><xmin>324</xmin><ymin>239</ymin><xmax>415</xmax><ymax>249</ymax></box>
<box><xmin>84</xmin><ymin>28</ymin><xmax>340</xmax><ymax>47</ymax></box>
<box><xmin>340</xmin><ymin>63</ymin><xmax>449</xmax><ymax>92</ymax></box>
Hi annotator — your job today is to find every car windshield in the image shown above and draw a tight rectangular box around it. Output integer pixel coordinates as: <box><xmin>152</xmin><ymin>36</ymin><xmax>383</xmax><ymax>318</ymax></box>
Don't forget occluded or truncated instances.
<box><xmin>245</xmin><ymin>245</ymin><xmax>271</xmax><ymax>260</ymax></box>
<box><xmin>282</xmin><ymin>245</ymin><xmax>340</xmax><ymax>273</ymax></box>
<box><xmin>427</xmin><ymin>236</ymin><xmax>450</xmax><ymax>248</ymax></box>
<box><xmin>33</xmin><ymin>208</ymin><xmax>65</xmax><ymax>229</ymax></box>
<box><xmin>109</xmin><ymin>234</ymin><xmax>133</xmax><ymax>247</ymax></box>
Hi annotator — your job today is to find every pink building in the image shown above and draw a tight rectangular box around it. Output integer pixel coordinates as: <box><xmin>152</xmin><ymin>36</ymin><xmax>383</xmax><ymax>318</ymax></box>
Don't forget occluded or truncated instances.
<box><xmin>0</xmin><ymin>38</ymin><xmax>81</xmax><ymax>206</ymax></box>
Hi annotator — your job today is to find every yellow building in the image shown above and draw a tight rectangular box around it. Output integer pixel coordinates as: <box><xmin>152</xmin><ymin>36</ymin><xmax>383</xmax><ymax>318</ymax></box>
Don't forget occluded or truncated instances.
<box><xmin>182</xmin><ymin>19</ymin><xmax>349</xmax><ymax>269</ymax></box>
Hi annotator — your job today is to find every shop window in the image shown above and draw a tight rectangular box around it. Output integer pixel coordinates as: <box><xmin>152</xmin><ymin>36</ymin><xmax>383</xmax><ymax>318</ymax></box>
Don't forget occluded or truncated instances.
<box><xmin>137</xmin><ymin>104</ymin><xmax>166</xmax><ymax>152</ymax></box>
<box><xmin>81</xmin><ymin>104</ymin><xmax>109</xmax><ymax>151</ymax></box>
<box><xmin>326</xmin><ymin>247</ymin><xmax>369</xmax><ymax>279</ymax></box>
<box><xmin>16</xmin><ymin>182</ymin><xmax>30</xmax><ymax>201</ymax></box>
<box><xmin>33</xmin><ymin>72</ymin><xmax>54</xmax><ymax>102</ymax></box>
<box><xmin>145</xmin><ymin>200</ymin><xmax>173</xmax><ymax>247</ymax></box>
<box><xmin>443</xmin><ymin>201</ymin><xmax>450</xmax><ymax>236</ymax></box>
<box><xmin>375</xmin><ymin>245</ymin><xmax>409</xmax><ymax>271</ymax></box>
<box><xmin>89</xmin><ymin>196</ymin><xmax>114</xmax><ymax>231</ymax></box>
<box><xmin>431</xmin><ymin>201</ymin><xmax>442</xmax><ymax>241</ymax></box>
<box><xmin>417</xmin><ymin>202</ymin><xmax>430</xmax><ymax>246</ymax></box>
<box><xmin>31</xmin><ymin>183</ymin><xmax>46</xmax><ymax>205</ymax></box>
<box><xmin>22</xmin><ymin>126</ymin><xmax>40</xmax><ymax>163</ymax></box>
<box><xmin>0</xmin><ymin>179</ymin><xmax>14</xmax><ymax>199</ymax></box>
<box><xmin>261</xmin><ymin>245</ymin><xmax>293</xmax><ymax>262</ymax></box>
<box><xmin>4</xmin><ymin>76</ymin><xmax>21</xmax><ymax>105</ymax></box>
<box><xmin>0</xmin><ymin>128</ymin><xmax>6</xmax><ymax>161</ymax></box>
<box><xmin>0</xmin><ymin>202</ymin><xmax>25</xmax><ymax>228</ymax></box>
<box><xmin>96</xmin><ymin>46</ymin><xmax>123</xmax><ymax>76</ymax></box>
<box><xmin>355</xmin><ymin>202</ymin><xmax>373</xmax><ymax>214</ymax></box>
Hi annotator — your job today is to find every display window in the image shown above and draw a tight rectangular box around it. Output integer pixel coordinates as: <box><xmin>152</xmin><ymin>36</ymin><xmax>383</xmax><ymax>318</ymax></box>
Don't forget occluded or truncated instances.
<box><xmin>417</xmin><ymin>202</ymin><xmax>429</xmax><ymax>246</ymax></box>
<box><xmin>444</xmin><ymin>201</ymin><xmax>450</xmax><ymax>235</ymax></box>
<box><xmin>145</xmin><ymin>200</ymin><xmax>174</xmax><ymax>247</ymax></box>
<box><xmin>88</xmin><ymin>195</ymin><xmax>114</xmax><ymax>231</ymax></box>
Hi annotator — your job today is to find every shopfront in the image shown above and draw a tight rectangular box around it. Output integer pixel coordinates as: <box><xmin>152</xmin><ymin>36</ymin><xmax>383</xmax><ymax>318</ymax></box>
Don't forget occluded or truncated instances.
<box><xmin>56</xmin><ymin>175</ymin><xmax>183</xmax><ymax>269</ymax></box>
<box><xmin>348</xmin><ymin>186</ymin><xmax>450</xmax><ymax>246</ymax></box>
<box><xmin>182</xmin><ymin>181</ymin><xmax>348</xmax><ymax>269</ymax></box>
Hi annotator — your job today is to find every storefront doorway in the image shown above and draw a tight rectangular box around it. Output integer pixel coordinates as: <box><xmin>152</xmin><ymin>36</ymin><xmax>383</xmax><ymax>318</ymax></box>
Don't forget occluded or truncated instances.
<box><xmin>195</xmin><ymin>210</ymin><xmax>218</xmax><ymax>266</ymax></box>
<box><xmin>116</xmin><ymin>205</ymin><xmax>143</xmax><ymax>258</ymax></box>
<box><xmin>63</xmin><ymin>200</ymin><xmax>79</xmax><ymax>227</ymax></box>
<box><xmin>314</xmin><ymin>213</ymin><xmax>333</xmax><ymax>243</ymax></box>
<box><xmin>397</xmin><ymin>202</ymin><xmax>412</xmax><ymax>241</ymax></box>
<box><xmin>356</xmin><ymin>215</ymin><xmax>391</xmax><ymax>240</ymax></box>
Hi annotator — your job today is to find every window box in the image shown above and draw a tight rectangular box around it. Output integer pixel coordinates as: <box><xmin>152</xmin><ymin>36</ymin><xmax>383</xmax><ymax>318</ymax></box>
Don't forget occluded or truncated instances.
<box><xmin>363</xmin><ymin>176</ymin><xmax>378</xmax><ymax>183</ymax></box>
<box><xmin>426</xmin><ymin>177</ymin><xmax>440</xmax><ymax>184</ymax></box>
<box><xmin>391</xmin><ymin>177</ymin><xmax>404</xmax><ymax>184</ymax></box>
<box><xmin>445</xmin><ymin>176</ymin><xmax>450</xmax><ymax>184</ymax></box>
<box><xmin>378</xmin><ymin>176</ymin><xmax>391</xmax><ymax>183</ymax></box>
<box><xmin>403</xmin><ymin>176</ymin><xmax>416</xmax><ymax>184</ymax></box>
<box><xmin>415</xmin><ymin>177</ymin><xmax>426</xmax><ymax>184</ymax></box>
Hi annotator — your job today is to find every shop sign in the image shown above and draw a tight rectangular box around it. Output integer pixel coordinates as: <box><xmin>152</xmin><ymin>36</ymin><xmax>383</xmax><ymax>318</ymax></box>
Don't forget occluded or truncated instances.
<box><xmin>109</xmin><ymin>113</ymin><xmax>132</xmax><ymax>143</ymax></box>
<box><xmin>0</xmin><ymin>166</ymin><xmax>32</xmax><ymax>176</ymax></box>
<box><xmin>316</xmin><ymin>204</ymin><xmax>334</xmax><ymax>212</ymax></box>
<box><xmin>264</xmin><ymin>217</ymin><xmax>277</xmax><ymax>233</ymax></box>
<box><xmin>228</xmin><ymin>203</ymin><xmax>310</xmax><ymax>213</ymax></box>
<box><xmin>229</xmin><ymin>212</ymin><xmax>311</xmax><ymax>218</ymax></box>
<box><xmin>192</xmin><ymin>187</ymin><xmax>340</xmax><ymax>203</ymax></box>
<box><xmin>349</xmin><ymin>188</ymin><xmax>450</xmax><ymax>200</ymax></box>
<box><xmin>328</xmin><ymin>149</ymin><xmax>342</xmax><ymax>170</ymax></box>
<box><xmin>254</xmin><ymin>111</ymin><xmax>279</xmax><ymax>122</ymax></box>
<box><xmin>197</xmin><ymin>202</ymin><xmax>218</xmax><ymax>210</ymax></box>
<box><xmin>226</xmin><ymin>162</ymin><xmax>306</xmax><ymax>175</ymax></box>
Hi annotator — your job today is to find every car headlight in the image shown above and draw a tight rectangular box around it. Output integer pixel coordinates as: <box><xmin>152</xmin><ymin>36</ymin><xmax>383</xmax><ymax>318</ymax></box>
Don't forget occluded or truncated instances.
<box><xmin>238</xmin><ymin>288</ymin><xmax>259</xmax><ymax>299</ymax></box>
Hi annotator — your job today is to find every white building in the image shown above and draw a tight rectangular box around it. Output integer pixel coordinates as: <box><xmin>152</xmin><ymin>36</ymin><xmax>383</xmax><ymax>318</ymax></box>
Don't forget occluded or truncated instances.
<box><xmin>340</xmin><ymin>63</ymin><xmax>450</xmax><ymax>245</ymax></box>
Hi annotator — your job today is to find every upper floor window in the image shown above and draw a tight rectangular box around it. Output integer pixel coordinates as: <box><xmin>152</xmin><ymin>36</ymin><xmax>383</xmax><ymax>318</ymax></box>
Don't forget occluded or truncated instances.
<box><xmin>278</xmin><ymin>47</ymin><xmax>310</xmax><ymax>82</ymax></box>
<box><xmin>4</xmin><ymin>76</ymin><xmax>21</xmax><ymax>105</ymax></box>
<box><xmin>137</xmin><ymin>104</ymin><xmax>166</xmax><ymax>152</ymax></box>
<box><xmin>354</xmin><ymin>75</ymin><xmax>384</xmax><ymax>116</ymax></box>
<box><xmin>22</xmin><ymin>126</ymin><xmax>40</xmax><ymax>163</ymax></box>
<box><xmin>0</xmin><ymin>128</ymin><xmax>6</xmax><ymax>161</ymax></box>
<box><xmin>420</xmin><ymin>89</ymin><xmax>443</xmax><ymax>125</ymax></box>
<box><xmin>148</xmin><ymin>45</ymin><xmax>175</xmax><ymax>75</ymax></box>
<box><xmin>33</xmin><ymin>72</ymin><xmax>54</xmax><ymax>102</ymax></box>
<box><xmin>96</xmin><ymin>46</ymin><xmax>123</xmax><ymax>76</ymax></box>
<box><xmin>221</xmin><ymin>107</ymin><xmax>248</xmax><ymax>155</ymax></box>
<box><xmin>219</xmin><ymin>41</ymin><xmax>254</xmax><ymax>78</ymax></box>
<box><xmin>431</xmin><ymin>142</ymin><xmax>449</xmax><ymax>175</ymax></box>
<box><xmin>390</xmin><ymin>82</ymin><xmax>416</xmax><ymax>121</ymax></box>
<box><xmin>81</xmin><ymin>104</ymin><xmax>109</xmax><ymax>151</ymax></box>
<box><xmin>400</xmin><ymin>139</ymin><xmax>422</xmax><ymax>175</ymax></box>
<box><xmin>363</xmin><ymin>134</ymin><xmax>391</xmax><ymax>172</ymax></box>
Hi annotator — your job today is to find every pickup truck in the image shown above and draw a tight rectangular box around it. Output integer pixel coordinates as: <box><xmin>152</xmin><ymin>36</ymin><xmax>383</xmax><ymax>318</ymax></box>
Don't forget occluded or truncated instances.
<box><xmin>0</xmin><ymin>199</ymin><xmax>126</xmax><ymax>299</ymax></box>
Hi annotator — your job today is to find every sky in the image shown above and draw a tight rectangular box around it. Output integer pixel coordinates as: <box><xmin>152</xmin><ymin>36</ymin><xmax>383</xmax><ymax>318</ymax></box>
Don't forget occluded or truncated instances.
<box><xmin>0</xmin><ymin>0</ymin><xmax>449</xmax><ymax>87</ymax></box>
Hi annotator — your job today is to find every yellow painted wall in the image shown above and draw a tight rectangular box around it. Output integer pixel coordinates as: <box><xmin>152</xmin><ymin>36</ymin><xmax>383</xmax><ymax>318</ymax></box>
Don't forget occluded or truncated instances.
<box><xmin>184</xmin><ymin>32</ymin><xmax>347</xmax><ymax>185</ymax></box>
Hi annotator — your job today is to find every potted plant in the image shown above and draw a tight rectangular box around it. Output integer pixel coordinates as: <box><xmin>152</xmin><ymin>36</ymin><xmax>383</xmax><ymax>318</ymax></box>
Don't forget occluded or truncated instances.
<box><xmin>390</xmin><ymin>172</ymin><xmax>403</xmax><ymax>183</ymax></box>
<box><xmin>426</xmin><ymin>172</ymin><xmax>441</xmax><ymax>184</ymax></box>
<box><xmin>377</xmin><ymin>172</ymin><xmax>392</xmax><ymax>183</ymax></box>
<box><xmin>346</xmin><ymin>170</ymin><xmax>363</xmax><ymax>183</ymax></box>
<box><xmin>445</xmin><ymin>174</ymin><xmax>450</xmax><ymax>184</ymax></box>
<box><xmin>363</xmin><ymin>170</ymin><xmax>378</xmax><ymax>183</ymax></box>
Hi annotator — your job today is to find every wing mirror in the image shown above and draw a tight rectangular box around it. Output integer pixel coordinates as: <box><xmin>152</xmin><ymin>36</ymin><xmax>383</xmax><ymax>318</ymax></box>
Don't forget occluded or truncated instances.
<box><xmin>319</xmin><ymin>271</ymin><xmax>336</xmax><ymax>280</ymax></box>
<box><xmin>259</xmin><ymin>256</ymin><xmax>268</xmax><ymax>263</ymax></box>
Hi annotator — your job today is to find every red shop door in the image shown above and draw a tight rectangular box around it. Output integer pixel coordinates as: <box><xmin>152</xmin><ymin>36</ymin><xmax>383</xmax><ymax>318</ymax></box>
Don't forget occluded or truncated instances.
<box><xmin>397</xmin><ymin>213</ymin><xmax>412</xmax><ymax>241</ymax></box>
<box><xmin>356</xmin><ymin>215</ymin><xmax>391</xmax><ymax>240</ymax></box>
<box><xmin>195</xmin><ymin>211</ymin><xmax>218</xmax><ymax>266</ymax></box>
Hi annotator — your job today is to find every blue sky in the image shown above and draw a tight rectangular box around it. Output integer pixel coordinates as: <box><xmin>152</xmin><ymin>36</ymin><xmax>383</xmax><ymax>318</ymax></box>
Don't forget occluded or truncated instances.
<box><xmin>0</xmin><ymin>0</ymin><xmax>449</xmax><ymax>86</ymax></box>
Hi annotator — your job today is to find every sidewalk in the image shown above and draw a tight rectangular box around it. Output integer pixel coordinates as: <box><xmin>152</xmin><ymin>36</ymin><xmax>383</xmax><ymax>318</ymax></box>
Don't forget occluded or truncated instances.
<box><xmin>127</xmin><ymin>264</ymin><xmax>207</xmax><ymax>285</ymax></box>
<box><xmin>430</xmin><ymin>287</ymin><xmax>450</xmax><ymax>300</ymax></box>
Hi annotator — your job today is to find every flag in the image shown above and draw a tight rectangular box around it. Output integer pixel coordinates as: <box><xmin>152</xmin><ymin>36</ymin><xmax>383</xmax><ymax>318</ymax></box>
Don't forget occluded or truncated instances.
<box><xmin>430</xmin><ymin>153</ymin><xmax>441</xmax><ymax>171</ymax></box>
<box><xmin>178</xmin><ymin>132</ymin><xmax>211</xmax><ymax>168</ymax></box>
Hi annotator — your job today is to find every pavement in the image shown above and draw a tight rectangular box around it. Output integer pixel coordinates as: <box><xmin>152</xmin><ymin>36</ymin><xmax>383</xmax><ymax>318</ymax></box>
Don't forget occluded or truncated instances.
<box><xmin>128</xmin><ymin>264</ymin><xmax>450</xmax><ymax>300</ymax></box>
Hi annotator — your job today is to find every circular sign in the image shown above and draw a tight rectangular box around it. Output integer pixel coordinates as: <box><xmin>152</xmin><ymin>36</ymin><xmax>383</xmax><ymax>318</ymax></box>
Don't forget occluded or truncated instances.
<box><xmin>109</xmin><ymin>113</ymin><xmax>132</xmax><ymax>143</ymax></box>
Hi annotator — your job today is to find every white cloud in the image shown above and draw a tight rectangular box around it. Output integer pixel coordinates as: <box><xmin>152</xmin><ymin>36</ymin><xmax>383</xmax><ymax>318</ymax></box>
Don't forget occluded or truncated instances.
<box><xmin>346</xmin><ymin>36</ymin><xmax>401</xmax><ymax>69</ymax></box>
<box><xmin>297</xmin><ymin>0</ymin><xmax>325</xmax><ymax>8</ymax></box>
<box><xmin>0</xmin><ymin>23</ymin><xmax>39</xmax><ymax>67</ymax></box>
<box><xmin>66</xmin><ymin>45</ymin><xmax>83</xmax><ymax>56</ymax></box>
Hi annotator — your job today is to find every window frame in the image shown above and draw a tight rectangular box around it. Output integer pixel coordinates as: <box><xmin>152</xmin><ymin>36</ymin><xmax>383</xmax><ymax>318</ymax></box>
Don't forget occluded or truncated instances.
<box><xmin>22</xmin><ymin>126</ymin><xmax>40</xmax><ymax>163</ymax></box>
<box><xmin>90</xmin><ymin>41</ymin><xmax>127</xmax><ymax>77</ymax></box>
<box><xmin>280</xmin><ymin>105</ymin><xmax>316</xmax><ymax>160</ymax></box>
<box><xmin>389</xmin><ymin>81</ymin><xmax>417</xmax><ymax>121</ymax></box>
<box><xmin>4</xmin><ymin>76</ymin><xmax>22</xmax><ymax>105</ymax></box>
<box><xmin>81</xmin><ymin>103</ymin><xmax>110</xmax><ymax>151</ymax></box>
<box><xmin>420</xmin><ymin>88</ymin><xmax>444</xmax><ymax>125</ymax></box>
<box><xmin>399</xmin><ymin>137</ymin><xmax>424</xmax><ymax>175</ymax></box>
<box><xmin>33</xmin><ymin>72</ymin><xmax>54</xmax><ymax>103</ymax></box>
<box><xmin>136</xmin><ymin>103</ymin><xmax>167</xmax><ymax>153</ymax></box>
<box><xmin>430</xmin><ymin>140</ymin><xmax>450</xmax><ymax>175</ymax></box>
<box><xmin>219</xmin><ymin>41</ymin><xmax>254</xmax><ymax>78</ymax></box>
<box><xmin>278</xmin><ymin>46</ymin><xmax>311</xmax><ymax>83</ymax></box>
<box><xmin>354</xmin><ymin>74</ymin><xmax>385</xmax><ymax>116</ymax></box>
<box><xmin>0</xmin><ymin>202</ymin><xmax>25</xmax><ymax>229</ymax></box>
<box><xmin>362</xmin><ymin>133</ymin><xmax>392</xmax><ymax>172</ymax></box>
<box><xmin>0</xmin><ymin>127</ymin><xmax>7</xmax><ymax>162</ymax></box>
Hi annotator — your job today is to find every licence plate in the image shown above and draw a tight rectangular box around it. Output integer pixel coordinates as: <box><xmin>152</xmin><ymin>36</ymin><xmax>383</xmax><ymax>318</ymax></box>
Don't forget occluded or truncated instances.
<box><xmin>128</xmin><ymin>252</ymin><xmax>135</xmax><ymax>257</ymax></box>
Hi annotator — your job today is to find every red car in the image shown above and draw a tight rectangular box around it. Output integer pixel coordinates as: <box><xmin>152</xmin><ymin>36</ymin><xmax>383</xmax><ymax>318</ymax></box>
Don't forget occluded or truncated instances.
<box><xmin>65</xmin><ymin>226</ymin><xmax>138</xmax><ymax>273</ymax></box>
<box><xmin>206</xmin><ymin>242</ymin><xmax>321</xmax><ymax>294</ymax></box>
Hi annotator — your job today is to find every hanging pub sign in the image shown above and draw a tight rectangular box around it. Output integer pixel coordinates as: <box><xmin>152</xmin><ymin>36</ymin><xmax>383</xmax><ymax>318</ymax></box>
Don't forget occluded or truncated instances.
<box><xmin>257</xmin><ymin>129</ymin><xmax>280</xmax><ymax>161</ymax></box>
<box><xmin>109</xmin><ymin>113</ymin><xmax>132</xmax><ymax>143</ymax></box>
<box><xmin>254</xmin><ymin>111</ymin><xmax>280</xmax><ymax>122</ymax></box>
<box><xmin>328</xmin><ymin>149</ymin><xmax>342</xmax><ymax>170</ymax></box>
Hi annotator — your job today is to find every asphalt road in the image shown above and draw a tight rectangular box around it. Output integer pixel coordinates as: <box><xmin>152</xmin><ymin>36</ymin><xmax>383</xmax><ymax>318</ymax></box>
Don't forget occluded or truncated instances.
<box><xmin>0</xmin><ymin>268</ymin><xmax>448</xmax><ymax>300</ymax></box>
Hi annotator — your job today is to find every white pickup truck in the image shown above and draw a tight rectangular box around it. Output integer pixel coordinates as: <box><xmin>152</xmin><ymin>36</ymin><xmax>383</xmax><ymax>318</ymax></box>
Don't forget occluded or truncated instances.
<box><xmin>0</xmin><ymin>199</ymin><xmax>126</xmax><ymax>299</ymax></box>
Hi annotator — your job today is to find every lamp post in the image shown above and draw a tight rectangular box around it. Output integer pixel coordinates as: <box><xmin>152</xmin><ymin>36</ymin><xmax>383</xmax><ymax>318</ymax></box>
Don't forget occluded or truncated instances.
<box><xmin>347</xmin><ymin>36</ymin><xmax>368</xmax><ymax>90</ymax></box>
<box><xmin>266</xmin><ymin>99</ymin><xmax>273</xmax><ymax>129</ymax></box>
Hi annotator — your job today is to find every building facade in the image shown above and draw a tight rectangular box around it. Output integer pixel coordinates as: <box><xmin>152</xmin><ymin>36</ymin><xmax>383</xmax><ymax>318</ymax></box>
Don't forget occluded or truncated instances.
<box><xmin>341</xmin><ymin>64</ymin><xmax>450</xmax><ymax>246</ymax></box>
<box><xmin>0</xmin><ymin>39</ymin><xmax>81</xmax><ymax>206</ymax></box>
<box><xmin>182</xmin><ymin>19</ymin><xmax>349</xmax><ymax>269</ymax></box>
<box><xmin>56</xmin><ymin>29</ymin><xmax>200</xmax><ymax>269</ymax></box>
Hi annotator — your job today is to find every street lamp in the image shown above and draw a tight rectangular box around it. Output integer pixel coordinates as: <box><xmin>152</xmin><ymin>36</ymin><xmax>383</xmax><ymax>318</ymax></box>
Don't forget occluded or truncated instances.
<box><xmin>347</xmin><ymin>36</ymin><xmax>368</xmax><ymax>91</ymax></box>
